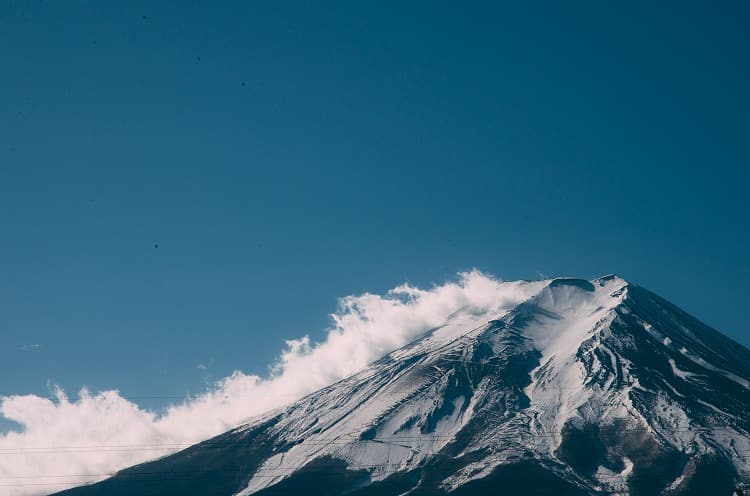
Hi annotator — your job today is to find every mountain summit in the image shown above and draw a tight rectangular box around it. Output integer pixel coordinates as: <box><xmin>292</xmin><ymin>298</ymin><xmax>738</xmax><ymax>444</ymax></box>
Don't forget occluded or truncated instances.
<box><xmin>56</xmin><ymin>276</ymin><xmax>750</xmax><ymax>495</ymax></box>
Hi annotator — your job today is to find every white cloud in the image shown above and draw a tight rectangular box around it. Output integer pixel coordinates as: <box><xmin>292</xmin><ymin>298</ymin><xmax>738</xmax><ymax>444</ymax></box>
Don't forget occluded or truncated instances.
<box><xmin>0</xmin><ymin>270</ymin><xmax>539</xmax><ymax>495</ymax></box>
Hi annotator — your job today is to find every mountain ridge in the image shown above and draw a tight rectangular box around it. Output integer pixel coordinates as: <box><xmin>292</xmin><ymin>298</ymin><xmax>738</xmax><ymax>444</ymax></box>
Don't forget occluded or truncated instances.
<box><xmin>54</xmin><ymin>276</ymin><xmax>750</xmax><ymax>496</ymax></box>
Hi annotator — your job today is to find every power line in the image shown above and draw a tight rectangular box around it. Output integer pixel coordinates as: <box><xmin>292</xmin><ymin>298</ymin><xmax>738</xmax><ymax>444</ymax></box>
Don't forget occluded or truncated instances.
<box><xmin>2</xmin><ymin>419</ymin><xmax>749</xmax><ymax>487</ymax></box>
<box><xmin>1</xmin><ymin>424</ymin><xmax>746</xmax><ymax>452</ymax></box>
<box><xmin>1</xmin><ymin>461</ymin><xmax>748</xmax><ymax>489</ymax></box>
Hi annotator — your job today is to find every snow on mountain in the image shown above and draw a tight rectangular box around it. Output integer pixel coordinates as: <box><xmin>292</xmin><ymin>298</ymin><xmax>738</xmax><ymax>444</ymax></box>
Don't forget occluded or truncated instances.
<box><xmin>55</xmin><ymin>276</ymin><xmax>750</xmax><ymax>495</ymax></box>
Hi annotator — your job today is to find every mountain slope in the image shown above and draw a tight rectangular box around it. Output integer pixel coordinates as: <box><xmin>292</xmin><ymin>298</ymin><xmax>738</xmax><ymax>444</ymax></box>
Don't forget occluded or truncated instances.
<box><xmin>54</xmin><ymin>276</ymin><xmax>750</xmax><ymax>495</ymax></box>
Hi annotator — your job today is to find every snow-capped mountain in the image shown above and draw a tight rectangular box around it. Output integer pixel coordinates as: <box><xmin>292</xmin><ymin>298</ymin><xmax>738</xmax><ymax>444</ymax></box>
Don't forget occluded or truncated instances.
<box><xmin>55</xmin><ymin>276</ymin><xmax>750</xmax><ymax>495</ymax></box>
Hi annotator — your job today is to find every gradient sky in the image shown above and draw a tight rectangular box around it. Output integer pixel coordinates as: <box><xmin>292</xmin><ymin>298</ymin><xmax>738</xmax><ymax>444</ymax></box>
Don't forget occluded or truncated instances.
<box><xmin>1</xmin><ymin>1</ymin><xmax>748</xmax><ymax>414</ymax></box>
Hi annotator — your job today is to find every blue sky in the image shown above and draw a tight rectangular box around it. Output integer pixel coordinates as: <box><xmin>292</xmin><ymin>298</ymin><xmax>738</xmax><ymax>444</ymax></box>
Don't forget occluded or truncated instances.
<box><xmin>1</xmin><ymin>0</ymin><xmax>748</xmax><ymax>411</ymax></box>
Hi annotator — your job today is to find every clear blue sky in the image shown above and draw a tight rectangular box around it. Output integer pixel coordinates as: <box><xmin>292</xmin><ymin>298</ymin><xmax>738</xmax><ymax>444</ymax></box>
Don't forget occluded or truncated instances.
<box><xmin>1</xmin><ymin>1</ymin><xmax>748</xmax><ymax>409</ymax></box>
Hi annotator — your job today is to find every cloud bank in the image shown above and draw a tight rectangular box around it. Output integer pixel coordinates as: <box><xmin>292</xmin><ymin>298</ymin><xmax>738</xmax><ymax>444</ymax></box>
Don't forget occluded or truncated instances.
<box><xmin>0</xmin><ymin>270</ymin><xmax>537</xmax><ymax>495</ymax></box>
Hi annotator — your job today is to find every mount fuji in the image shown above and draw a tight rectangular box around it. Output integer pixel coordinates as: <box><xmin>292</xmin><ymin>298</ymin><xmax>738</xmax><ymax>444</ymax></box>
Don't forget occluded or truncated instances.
<box><xmin>55</xmin><ymin>276</ymin><xmax>750</xmax><ymax>495</ymax></box>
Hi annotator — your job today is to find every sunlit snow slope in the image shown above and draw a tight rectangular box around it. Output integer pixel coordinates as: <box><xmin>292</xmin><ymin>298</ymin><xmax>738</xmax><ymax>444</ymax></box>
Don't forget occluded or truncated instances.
<box><xmin>56</xmin><ymin>276</ymin><xmax>750</xmax><ymax>496</ymax></box>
